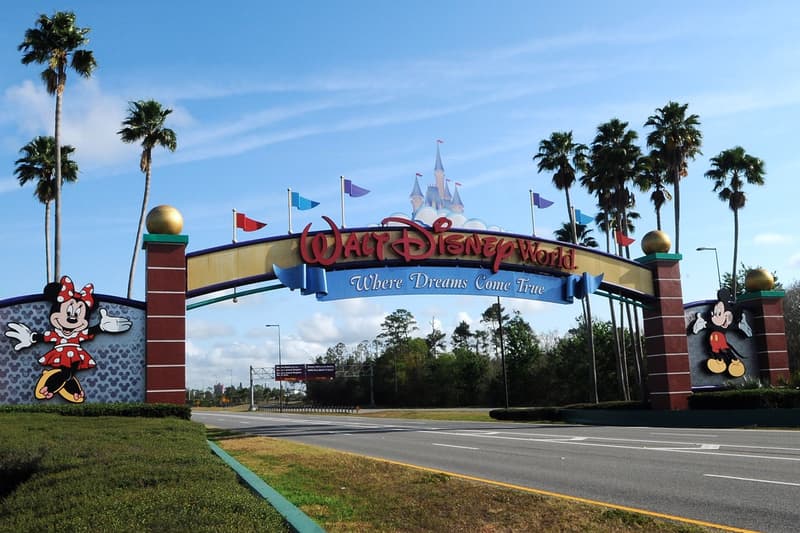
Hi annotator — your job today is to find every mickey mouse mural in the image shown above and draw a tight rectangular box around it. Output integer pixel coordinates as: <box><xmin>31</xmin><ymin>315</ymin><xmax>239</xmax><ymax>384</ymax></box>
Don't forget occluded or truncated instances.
<box><xmin>4</xmin><ymin>276</ymin><xmax>132</xmax><ymax>403</ymax></box>
<box><xmin>689</xmin><ymin>288</ymin><xmax>753</xmax><ymax>378</ymax></box>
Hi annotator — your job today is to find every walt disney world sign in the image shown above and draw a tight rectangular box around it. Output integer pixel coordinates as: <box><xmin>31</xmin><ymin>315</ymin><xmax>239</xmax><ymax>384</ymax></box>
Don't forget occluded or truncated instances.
<box><xmin>185</xmin><ymin>216</ymin><xmax>655</xmax><ymax>304</ymax></box>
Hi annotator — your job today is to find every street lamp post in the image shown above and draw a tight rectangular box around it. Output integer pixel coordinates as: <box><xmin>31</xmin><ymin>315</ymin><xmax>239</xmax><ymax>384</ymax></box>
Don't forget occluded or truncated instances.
<box><xmin>696</xmin><ymin>247</ymin><xmax>722</xmax><ymax>289</ymax></box>
<box><xmin>265</xmin><ymin>324</ymin><xmax>283</xmax><ymax>412</ymax></box>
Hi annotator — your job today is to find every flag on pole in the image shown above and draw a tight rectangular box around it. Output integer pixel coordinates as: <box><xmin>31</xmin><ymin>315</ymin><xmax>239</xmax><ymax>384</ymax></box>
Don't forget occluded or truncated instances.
<box><xmin>531</xmin><ymin>192</ymin><xmax>554</xmax><ymax>209</ymax></box>
<box><xmin>235</xmin><ymin>212</ymin><xmax>267</xmax><ymax>232</ymax></box>
<box><xmin>574</xmin><ymin>209</ymin><xmax>594</xmax><ymax>225</ymax></box>
<box><xmin>615</xmin><ymin>230</ymin><xmax>635</xmax><ymax>247</ymax></box>
<box><xmin>436</xmin><ymin>139</ymin><xmax>444</xmax><ymax>144</ymax></box>
<box><xmin>455</xmin><ymin>181</ymin><xmax>462</xmax><ymax>187</ymax></box>
<box><xmin>290</xmin><ymin>192</ymin><xmax>319</xmax><ymax>210</ymax></box>
<box><xmin>415</xmin><ymin>172</ymin><xmax>423</xmax><ymax>177</ymax></box>
<box><xmin>343</xmin><ymin>179</ymin><xmax>370</xmax><ymax>197</ymax></box>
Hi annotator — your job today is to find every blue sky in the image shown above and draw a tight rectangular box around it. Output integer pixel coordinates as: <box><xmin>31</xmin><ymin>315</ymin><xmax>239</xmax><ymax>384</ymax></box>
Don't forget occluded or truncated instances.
<box><xmin>2</xmin><ymin>1</ymin><xmax>799</xmax><ymax>390</ymax></box>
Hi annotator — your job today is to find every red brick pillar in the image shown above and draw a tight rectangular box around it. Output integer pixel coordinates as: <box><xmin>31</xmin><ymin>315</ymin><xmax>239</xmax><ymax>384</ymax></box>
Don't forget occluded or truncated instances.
<box><xmin>738</xmin><ymin>291</ymin><xmax>790</xmax><ymax>384</ymax></box>
<box><xmin>639</xmin><ymin>254</ymin><xmax>691</xmax><ymax>410</ymax></box>
<box><xmin>143</xmin><ymin>233</ymin><xmax>188</xmax><ymax>404</ymax></box>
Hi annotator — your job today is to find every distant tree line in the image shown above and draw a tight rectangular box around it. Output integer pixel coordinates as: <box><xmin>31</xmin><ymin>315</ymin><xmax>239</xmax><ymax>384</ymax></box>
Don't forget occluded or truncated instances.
<box><xmin>306</xmin><ymin>306</ymin><xmax>642</xmax><ymax>408</ymax></box>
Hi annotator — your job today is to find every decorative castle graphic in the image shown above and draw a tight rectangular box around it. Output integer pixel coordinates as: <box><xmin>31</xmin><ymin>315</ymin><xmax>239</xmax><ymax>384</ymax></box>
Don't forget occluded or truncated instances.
<box><xmin>410</xmin><ymin>143</ymin><xmax>464</xmax><ymax>216</ymax></box>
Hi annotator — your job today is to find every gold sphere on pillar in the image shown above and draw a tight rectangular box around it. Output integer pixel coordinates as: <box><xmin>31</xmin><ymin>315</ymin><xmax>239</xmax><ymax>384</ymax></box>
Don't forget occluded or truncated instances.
<box><xmin>745</xmin><ymin>268</ymin><xmax>775</xmax><ymax>292</ymax></box>
<box><xmin>641</xmin><ymin>230</ymin><xmax>671</xmax><ymax>254</ymax></box>
<box><xmin>146</xmin><ymin>205</ymin><xmax>184</xmax><ymax>235</ymax></box>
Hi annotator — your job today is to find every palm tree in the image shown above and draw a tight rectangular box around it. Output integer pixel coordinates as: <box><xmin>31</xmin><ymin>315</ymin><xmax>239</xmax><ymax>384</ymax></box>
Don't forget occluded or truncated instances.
<box><xmin>19</xmin><ymin>11</ymin><xmax>96</xmax><ymax>280</ymax></box>
<box><xmin>636</xmin><ymin>152</ymin><xmax>672</xmax><ymax>231</ymax></box>
<box><xmin>118</xmin><ymin>100</ymin><xmax>178</xmax><ymax>298</ymax></box>
<box><xmin>705</xmin><ymin>146</ymin><xmax>765</xmax><ymax>296</ymax></box>
<box><xmin>582</xmin><ymin>118</ymin><xmax>642</xmax><ymax>254</ymax></box>
<box><xmin>644</xmin><ymin>102</ymin><xmax>702</xmax><ymax>254</ymax></box>
<box><xmin>554</xmin><ymin>222</ymin><xmax>598</xmax><ymax>248</ymax></box>
<box><xmin>533</xmin><ymin>131</ymin><xmax>588</xmax><ymax>244</ymax></box>
<box><xmin>582</xmin><ymin>118</ymin><xmax>644</xmax><ymax>401</ymax></box>
<box><xmin>14</xmin><ymin>136</ymin><xmax>78</xmax><ymax>283</ymax></box>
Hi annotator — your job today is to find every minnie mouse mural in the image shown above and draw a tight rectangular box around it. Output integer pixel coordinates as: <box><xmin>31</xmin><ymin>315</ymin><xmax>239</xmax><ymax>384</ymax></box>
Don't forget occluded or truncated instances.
<box><xmin>4</xmin><ymin>276</ymin><xmax>132</xmax><ymax>403</ymax></box>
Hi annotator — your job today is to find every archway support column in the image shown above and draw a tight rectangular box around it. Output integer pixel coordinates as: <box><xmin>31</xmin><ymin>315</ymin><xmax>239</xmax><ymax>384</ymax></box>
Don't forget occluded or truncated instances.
<box><xmin>143</xmin><ymin>233</ymin><xmax>188</xmax><ymax>404</ymax></box>
<box><xmin>638</xmin><ymin>253</ymin><xmax>691</xmax><ymax>410</ymax></box>
<box><xmin>738</xmin><ymin>291</ymin><xmax>790</xmax><ymax>384</ymax></box>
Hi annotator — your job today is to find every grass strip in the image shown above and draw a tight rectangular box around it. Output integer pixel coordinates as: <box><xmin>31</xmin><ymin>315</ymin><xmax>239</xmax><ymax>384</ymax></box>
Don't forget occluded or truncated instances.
<box><xmin>208</xmin><ymin>440</ymin><xmax>324</xmax><ymax>533</ymax></box>
<box><xmin>0</xmin><ymin>413</ymin><xmax>289</xmax><ymax>533</ymax></box>
<box><xmin>216</xmin><ymin>434</ymin><xmax>728</xmax><ymax>533</ymax></box>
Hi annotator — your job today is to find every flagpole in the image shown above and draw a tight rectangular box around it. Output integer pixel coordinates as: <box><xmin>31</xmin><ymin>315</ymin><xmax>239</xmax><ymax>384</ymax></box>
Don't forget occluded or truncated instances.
<box><xmin>231</xmin><ymin>209</ymin><xmax>238</xmax><ymax>303</ymax></box>
<box><xmin>287</xmin><ymin>188</ymin><xmax>293</xmax><ymax>234</ymax></box>
<box><xmin>569</xmin><ymin>206</ymin><xmax>578</xmax><ymax>245</ymax></box>
<box><xmin>232</xmin><ymin>208</ymin><xmax>237</xmax><ymax>244</ymax></box>
<box><xmin>340</xmin><ymin>175</ymin><xmax>346</xmax><ymax>229</ymax></box>
<box><xmin>529</xmin><ymin>190</ymin><xmax>536</xmax><ymax>237</ymax></box>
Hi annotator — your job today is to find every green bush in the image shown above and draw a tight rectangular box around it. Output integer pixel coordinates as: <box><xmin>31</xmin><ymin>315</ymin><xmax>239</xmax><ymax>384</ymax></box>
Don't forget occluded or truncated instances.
<box><xmin>489</xmin><ymin>407</ymin><xmax>562</xmax><ymax>421</ymax></box>
<box><xmin>0</xmin><ymin>402</ymin><xmax>191</xmax><ymax>419</ymax></box>
<box><xmin>688</xmin><ymin>388</ymin><xmax>800</xmax><ymax>409</ymax></box>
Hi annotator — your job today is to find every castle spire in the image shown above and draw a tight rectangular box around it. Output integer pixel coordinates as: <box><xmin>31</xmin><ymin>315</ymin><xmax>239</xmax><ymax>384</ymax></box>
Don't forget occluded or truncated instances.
<box><xmin>409</xmin><ymin>173</ymin><xmax>424</xmax><ymax>213</ymax></box>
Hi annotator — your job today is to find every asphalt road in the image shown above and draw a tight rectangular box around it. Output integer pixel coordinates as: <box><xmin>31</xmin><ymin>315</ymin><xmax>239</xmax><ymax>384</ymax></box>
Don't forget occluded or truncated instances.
<box><xmin>192</xmin><ymin>411</ymin><xmax>800</xmax><ymax>532</ymax></box>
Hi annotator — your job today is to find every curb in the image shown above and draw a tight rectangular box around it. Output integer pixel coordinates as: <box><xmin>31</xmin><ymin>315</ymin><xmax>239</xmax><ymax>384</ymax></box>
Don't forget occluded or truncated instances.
<box><xmin>207</xmin><ymin>440</ymin><xmax>325</xmax><ymax>533</ymax></box>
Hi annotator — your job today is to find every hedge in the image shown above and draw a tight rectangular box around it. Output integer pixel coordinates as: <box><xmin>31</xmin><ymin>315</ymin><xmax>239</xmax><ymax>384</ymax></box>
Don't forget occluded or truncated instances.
<box><xmin>0</xmin><ymin>402</ymin><xmax>191</xmax><ymax>419</ymax></box>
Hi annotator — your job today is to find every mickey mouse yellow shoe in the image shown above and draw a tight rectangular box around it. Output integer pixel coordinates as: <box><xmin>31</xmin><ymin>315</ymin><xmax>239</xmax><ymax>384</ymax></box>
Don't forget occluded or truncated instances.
<box><xmin>706</xmin><ymin>358</ymin><xmax>726</xmax><ymax>374</ymax></box>
<box><xmin>728</xmin><ymin>359</ymin><xmax>745</xmax><ymax>378</ymax></box>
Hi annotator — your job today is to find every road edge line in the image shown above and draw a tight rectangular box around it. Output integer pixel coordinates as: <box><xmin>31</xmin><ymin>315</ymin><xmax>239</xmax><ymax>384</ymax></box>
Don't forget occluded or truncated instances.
<box><xmin>340</xmin><ymin>450</ymin><xmax>757</xmax><ymax>533</ymax></box>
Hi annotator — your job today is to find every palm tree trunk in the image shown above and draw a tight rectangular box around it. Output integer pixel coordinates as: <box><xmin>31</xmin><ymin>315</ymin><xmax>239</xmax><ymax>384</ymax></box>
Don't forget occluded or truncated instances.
<box><xmin>127</xmin><ymin>164</ymin><xmax>151</xmax><ymax>298</ymax></box>
<box><xmin>54</xmin><ymin>90</ymin><xmax>63</xmax><ymax>281</ymax></box>
<box><xmin>45</xmin><ymin>201</ymin><xmax>52</xmax><ymax>283</ymax></box>
<box><xmin>672</xmin><ymin>168</ymin><xmax>681</xmax><ymax>254</ymax></box>
<box><xmin>655</xmin><ymin>205</ymin><xmax>662</xmax><ymax>231</ymax></box>
<box><xmin>732</xmin><ymin>209</ymin><xmax>739</xmax><ymax>296</ymax></box>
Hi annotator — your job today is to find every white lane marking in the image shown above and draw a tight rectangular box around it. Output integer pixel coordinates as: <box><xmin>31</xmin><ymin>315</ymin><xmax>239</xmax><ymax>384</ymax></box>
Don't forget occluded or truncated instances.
<box><xmin>651</xmin><ymin>432</ymin><xmax>718</xmax><ymax>438</ymax></box>
<box><xmin>419</xmin><ymin>430</ymin><xmax>800</xmax><ymax>461</ymax></box>
<box><xmin>432</xmin><ymin>443</ymin><xmax>480</xmax><ymax>450</ymax></box>
<box><xmin>704</xmin><ymin>474</ymin><xmax>800</xmax><ymax>487</ymax></box>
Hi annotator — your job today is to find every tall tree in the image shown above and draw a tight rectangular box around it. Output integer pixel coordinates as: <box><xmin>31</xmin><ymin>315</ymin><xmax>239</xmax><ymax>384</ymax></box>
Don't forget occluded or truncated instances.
<box><xmin>533</xmin><ymin>131</ymin><xmax>588</xmax><ymax>243</ymax></box>
<box><xmin>644</xmin><ymin>102</ymin><xmax>702</xmax><ymax>254</ymax></box>
<box><xmin>19</xmin><ymin>11</ymin><xmax>96</xmax><ymax>280</ymax></box>
<box><xmin>14</xmin><ymin>136</ymin><xmax>78</xmax><ymax>282</ymax></box>
<box><xmin>705</xmin><ymin>147</ymin><xmax>765</xmax><ymax>296</ymax></box>
<box><xmin>635</xmin><ymin>151</ymin><xmax>672</xmax><ymax>231</ymax></box>
<box><xmin>118</xmin><ymin>100</ymin><xmax>177</xmax><ymax>298</ymax></box>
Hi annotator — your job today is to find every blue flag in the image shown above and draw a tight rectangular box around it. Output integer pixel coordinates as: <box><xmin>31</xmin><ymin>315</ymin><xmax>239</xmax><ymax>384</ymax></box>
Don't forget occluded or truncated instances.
<box><xmin>574</xmin><ymin>209</ymin><xmax>594</xmax><ymax>225</ymax></box>
<box><xmin>291</xmin><ymin>192</ymin><xmax>320</xmax><ymax>210</ymax></box>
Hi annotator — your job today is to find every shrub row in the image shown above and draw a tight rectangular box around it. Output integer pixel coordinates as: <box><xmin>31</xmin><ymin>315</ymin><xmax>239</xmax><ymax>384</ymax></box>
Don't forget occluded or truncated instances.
<box><xmin>688</xmin><ymin>388</ymin><xmax>800</xmax><ymax>409</ymax></box>
<box><xmin>0</xmin><ymin>402</ymin><xmax>191</xmax><ymax>419</ymax></box>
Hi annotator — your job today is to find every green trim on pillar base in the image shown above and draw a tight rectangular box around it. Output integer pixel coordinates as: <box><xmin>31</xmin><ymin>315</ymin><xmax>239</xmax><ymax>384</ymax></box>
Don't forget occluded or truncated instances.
<box><xmin>737</xmin><ymin>290</ymin><xmax>786</xmax><ymax>302</ymax></box>
<box><xmin>143</xmin><ymin>234</ymin><xmax>189</xmax><ymax>247</ymax></box>
<box><xmin>635</xmin><ymin>252</ymin><xmax>683</xmax><ymax>264</ymax></box>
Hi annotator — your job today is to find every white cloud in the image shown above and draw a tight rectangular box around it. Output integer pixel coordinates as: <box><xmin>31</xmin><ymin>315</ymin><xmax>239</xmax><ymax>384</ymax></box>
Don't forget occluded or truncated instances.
<box><xmin>754</xmin><ymin>233</ymin><xmax>793</xmax><ymax>245</ymax></box>
<box><xmin>788</xmin><ymin>252</ymin><xmax>800</xmax><ymax>269</ymax></box>
<box><xmin>187</xmin><ymin>318</ymin><xmax>235</xmax><ymax>339</ymax></box>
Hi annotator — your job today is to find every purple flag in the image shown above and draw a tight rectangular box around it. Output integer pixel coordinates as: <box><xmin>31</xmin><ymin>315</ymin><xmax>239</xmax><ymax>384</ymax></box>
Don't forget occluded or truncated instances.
<box><xmin>343</xmin><ymin>179</ymin><xmax>370</xmax><ymax>198</ymax></box>
<box><xmin>532</xmin><ymin>192</ymin><xmax>554</xmax><ymax>209</ymax></box>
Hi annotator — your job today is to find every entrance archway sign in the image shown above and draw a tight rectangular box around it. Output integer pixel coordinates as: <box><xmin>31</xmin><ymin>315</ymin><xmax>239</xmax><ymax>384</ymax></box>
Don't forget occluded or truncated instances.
<box><xmin>186</xmin><ymin>215</ymin><xmax>654</xmax><ymax>302</ymax></box>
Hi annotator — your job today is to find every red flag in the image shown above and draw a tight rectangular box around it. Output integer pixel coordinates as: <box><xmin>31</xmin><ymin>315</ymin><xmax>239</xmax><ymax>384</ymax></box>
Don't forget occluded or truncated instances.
<box><xmin>436</xmin><ymin>139</ymin><xmax>444</xmax><ymax>144</ymax></box>
<box><xmin>455</xmin><ymin>181</ymin><xmax>462</xmax><ymax>186</ymax></box>
<box><xmin>615</xmin><ymin>230</ymin><xmax>635</xmax><ymax>247</ymax></box>
<box><xmin>236</xmin><ymin>212</ymin><xmax>267</xmax><ymax>232</ymax></box>
<box><xmin>415</xmin><ymin>172</ymin><xmax>423</xmax><ymax>177</ymax></box>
